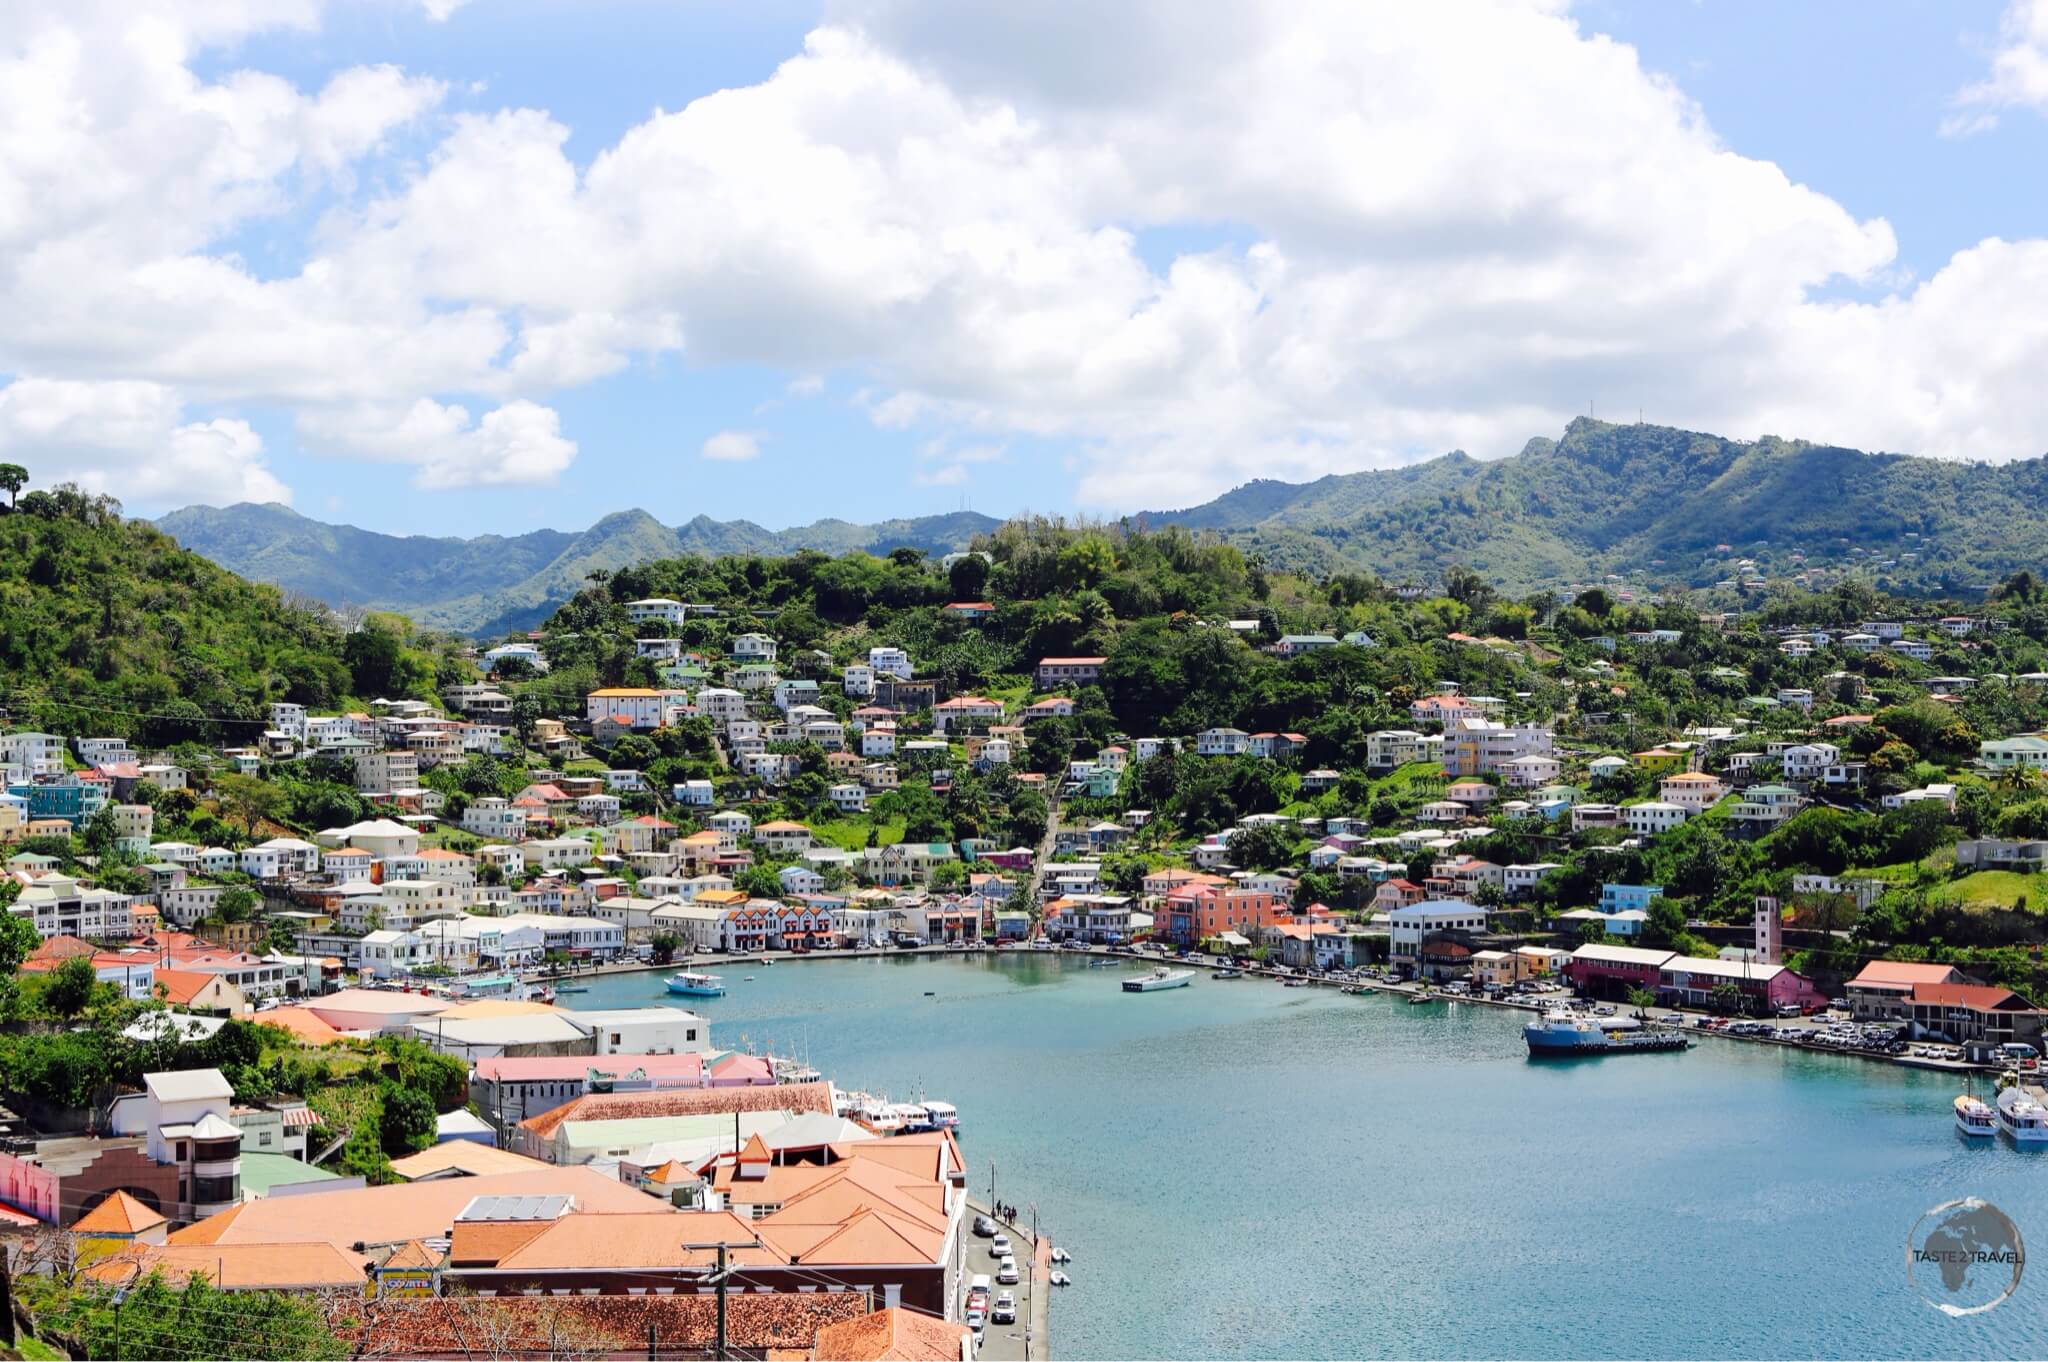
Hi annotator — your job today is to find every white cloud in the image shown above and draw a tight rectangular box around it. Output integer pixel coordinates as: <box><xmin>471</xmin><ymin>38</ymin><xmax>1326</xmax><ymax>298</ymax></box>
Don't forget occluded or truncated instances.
<box><xmin>1947</xmin><ymin>0</ymin><xmax>2048</xmax><ymax>134</ymax></box>
<box><xmin>702</xmin><ymin>429</ymin><xmax>764</xmax><ymax>462</ymax></box>
<box><xmin>16</xmin><ymin>0</ymin><xmax>2048</xmax><ymax>517</ymax></box>
<box><xmin>0</xmin><ymin>377</ymin><xmax>289</xmax><ymax>508</ymax></box>
<box><xmin>299</xmin><ymin>397</ymin><xmax>576</xmax><ymax>488</ymax></box>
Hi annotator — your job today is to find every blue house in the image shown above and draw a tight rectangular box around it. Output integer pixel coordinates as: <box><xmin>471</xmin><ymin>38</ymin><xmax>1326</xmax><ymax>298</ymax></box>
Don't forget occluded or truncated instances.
<box><xmin>1599</xmin><ymin>883</ymin><xmax>1665</xmax><ymax>914</ymax></box>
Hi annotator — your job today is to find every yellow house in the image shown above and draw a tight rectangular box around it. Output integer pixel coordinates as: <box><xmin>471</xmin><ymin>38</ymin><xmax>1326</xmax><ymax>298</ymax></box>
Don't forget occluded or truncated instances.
<box><xmin>1471</xmin><ymin>950</ymin><xmax>1529</xmax><ymax>988</ymax></box>
<box><xmin>1632</xmin><ymin>748</ymin><xmax>1687</xmax><ymax>775</ymax></box>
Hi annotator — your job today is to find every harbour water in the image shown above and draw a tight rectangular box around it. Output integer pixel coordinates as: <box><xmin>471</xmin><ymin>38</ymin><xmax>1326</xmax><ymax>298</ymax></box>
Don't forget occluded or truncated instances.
<box><xmin>573</xmin><ymin>954</ymin><xmax>2048</xmax><ymax>1358</ymax></box>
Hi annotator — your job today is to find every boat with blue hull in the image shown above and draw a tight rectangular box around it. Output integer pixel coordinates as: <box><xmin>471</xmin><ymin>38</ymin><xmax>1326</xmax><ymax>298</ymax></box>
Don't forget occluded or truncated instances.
<box><xmin>666</xmin><ymin>971</ymin><xmax>726</xmax><ymax>997</ymax></box>
<box><xmin>1524</xmin><ymin>1009</ymin><xmax>1690</xmax><ymax>1056</ymax></box>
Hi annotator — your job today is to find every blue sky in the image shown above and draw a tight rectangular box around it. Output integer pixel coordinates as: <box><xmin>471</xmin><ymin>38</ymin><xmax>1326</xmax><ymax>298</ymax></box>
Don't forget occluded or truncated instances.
<box><xmin>8</xmin><ymin>0</ymin><xmax>2048</xmax><ymax>539</ymax></box>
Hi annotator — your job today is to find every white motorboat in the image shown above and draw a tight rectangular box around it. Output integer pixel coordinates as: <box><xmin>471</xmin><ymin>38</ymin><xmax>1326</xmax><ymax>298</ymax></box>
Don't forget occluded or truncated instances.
<box><xmin>666</xmin><ymin>971</ymin><xmax>725</xmax><ymax>997</ymax></box>
<box><xmin>1049</xmin><ymin>1271</ymin><xmax>1072</xmax><ymax>1287</ymax></box>
<box><xmin>1122</xmin><ymin>966</ymin><xmax>1194</xmax><ymax>992</ymax></box>
<box><xmin>1955</xmin><ymin>1094</ymin><xmax>1998</xmax><ymax>1137</ymax></box>
<box><xmin>1997</xmin><ymin>1086</ymin><xmax>2048</xmax><ymax>1142</ymax></box>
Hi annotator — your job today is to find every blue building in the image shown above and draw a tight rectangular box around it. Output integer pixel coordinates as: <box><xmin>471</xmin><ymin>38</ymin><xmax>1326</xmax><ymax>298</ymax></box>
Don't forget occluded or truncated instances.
<box><xmin>1599</xmin><ymin>883</ymin><xmax>1665</xmax><ymax>915</ymax></box>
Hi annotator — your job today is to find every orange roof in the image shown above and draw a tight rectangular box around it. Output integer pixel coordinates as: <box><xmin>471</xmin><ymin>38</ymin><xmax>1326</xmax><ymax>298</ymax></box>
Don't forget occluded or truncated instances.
<box><xmin>73</xmin><ymin>1190</ymin><xmax>166</xmax><ymax>1236</ymax></box>
<box><xmin>27</xmin><ymin>935</ymin><xmax>96</xmax><ymax>963</ymax></box>
<box><xmin>170</xmin><ymin>1168</ymin><xmax>662</xmax><ymax>1254</ymax></box>
<box><xmin>388</xmin><ymin>1142</ymin><xmax>553</xmax><ymax>1181</ymax></box>
<box><xmin>253</xmin><ymin>1007</ymin><xmax>344</xmax><ymax>1045</ymax></box>
<box><xmin>1850</xmin><ymin>961</ymin><xmax>1961</xmax><ymax>989</ymax></box>
<box><xmin>82</xmin><ymin>1242</ymin><xmax>365</xmax><ymax>1290</ymax></box>
<box><xmin>151</xmin><ymin>969</ymin><xmax>225</xmax><ymax>1006</ymax></box>
<box><xmin>812</xmin><ymin>1308</ymin><xmax>973</xmax><ymax>1362</ymax></box>
<box><xmin>382</xmin><ymin>1240</ymin><xmax>440</xmax><ymax>1271</ymax></box>
<box><xmin>1913</xmin><ymin>982</ymin><xmax>2035</xmax><ymax>1011</ymax></box>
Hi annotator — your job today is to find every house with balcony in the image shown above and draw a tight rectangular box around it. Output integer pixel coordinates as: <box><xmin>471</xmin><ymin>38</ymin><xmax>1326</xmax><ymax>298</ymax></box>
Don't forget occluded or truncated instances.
<box><xmin>106</xmin><ymin>1069</ymin><xmax>244</xmax><ymax>1223</ymax></box>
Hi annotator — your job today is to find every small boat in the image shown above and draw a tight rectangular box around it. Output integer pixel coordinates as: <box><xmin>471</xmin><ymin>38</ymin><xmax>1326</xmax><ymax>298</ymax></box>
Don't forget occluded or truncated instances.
<box><xmin>1122</xmin><ymin>967</ymin><xmax>1194</xmax><ymax>993</ymax></box>
<box><xmin>1407</xmin><ymin>991</ymin><xmax>1436</xmax><ymax>1006</ymax></box>
<box><xmin>923</xmin><ymin>990</ymin><xmax>937</xmax><ymax>997</ymax></box>
<box><xmin>1050</xmin><ymin>1247</ymin><xmax>1070</xmax><ymax>1264</ymax></box>
<box><xmin>1956</xmin><ymin>1094</ymin><xmax>1998</xmax><ymax>1137</ymax></box>
<box><xmin>1283</xmin><ymin>978</ymin><xmax>1310</xmax><ymax>988</ymax></box>
<box><xmin>1214</xmin><ymin>967</ymin><xmax>1243</xmax><ymax>979</ymax></box>
<box><xmin>1049</xmin><ymin>1271</ymin><xmax>1071</xmax><ymax>1287</ymax></box>
<box><xmin>666</xmin><ymin>971</ymin><xmax>726</xmax><ymax>997</ymax></box>
<box><xmin>743</xmin><ymin>975</ymin><xmax>756</xmax><ymax>981</ymax></box>
<box><xmin>553</xmin><ymin>985</ymin><xmax>589</xmax><ymax>994</ymax></box>
<box><xmin>922</xmin><ymin>1100</ymin><xmax>960</xmax><ymax>1131</ymax></box>
<box><xmin>1997</xmin><ymin>1086</ymin><xmax>2048</xmax><ymax>1143</ymax></box>
<box><xmin>1339</xmin><ymin>984</ymin><xmax>1366</xmax><ymax>997</ymax></box>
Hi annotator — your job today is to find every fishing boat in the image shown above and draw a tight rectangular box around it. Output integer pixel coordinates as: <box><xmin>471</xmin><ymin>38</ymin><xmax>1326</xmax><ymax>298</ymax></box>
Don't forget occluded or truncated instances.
<box><xmin>666</xmin><ymin>971</ymin><xmax>726</xmax><ymax>997</ymax></box>
<box><xmin>1955</xmin><ymin>1094</ymin><xmax>1999</xmax><ymax>1138</ymax></box>
<box><xmin>1122</xmin><ymin>966</ymin><xmax>1194</xmax><ymax>993</ymax></box>
<box><xmin>1996</xmin><ymin>1086</ymin><xmax>2048</xmax><ymax>1143</ymax></box>
<box><xmin>1523</xmin><ymin>1008</ymin><xmax>1690</xmax><ymax>1056</ymax></box>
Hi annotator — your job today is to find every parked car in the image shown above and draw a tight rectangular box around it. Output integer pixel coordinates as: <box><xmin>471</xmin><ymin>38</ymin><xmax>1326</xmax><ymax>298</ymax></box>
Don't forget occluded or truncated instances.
<box><xmin>997</xmin><ymin>1255</ymin><xmax>1021</xmax><ymax>1285</ymax></box>
<box><xmin>992</xmin><ymin>1292</ymin><xmax>1017</xmax><ymax>1324</ymax></box>
<box><xmin>973</xmin><ymin>1215</ymin><xmax>996</xmax><ymax>1237</ymax></box>
<box><xmin>989</xmin><ymin>1234</ymin><xmax>1012</xmax><ymax>1257</ymax></box>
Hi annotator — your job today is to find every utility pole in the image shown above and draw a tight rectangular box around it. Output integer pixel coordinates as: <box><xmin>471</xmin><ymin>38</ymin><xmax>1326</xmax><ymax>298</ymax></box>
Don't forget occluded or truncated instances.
<box><xmin>683</xmin><ymin>1236</ymin><xmax>762</xmax><ymax>1361</ymax></box>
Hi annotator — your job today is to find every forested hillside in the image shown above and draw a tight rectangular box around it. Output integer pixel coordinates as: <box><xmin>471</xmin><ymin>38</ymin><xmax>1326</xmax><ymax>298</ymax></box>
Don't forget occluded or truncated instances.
<box><xmin>0</xmin><ymin>483</ymin><xmax>462</xmax><ymax>744</ymax></box>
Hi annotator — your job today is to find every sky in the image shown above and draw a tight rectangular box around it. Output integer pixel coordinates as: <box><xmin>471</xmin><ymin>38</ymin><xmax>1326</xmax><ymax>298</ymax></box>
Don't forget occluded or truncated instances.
<box><xmin>6</xmin><ymin>0</ymin><xmax>2048</xmax><ymax>538</ymax></box>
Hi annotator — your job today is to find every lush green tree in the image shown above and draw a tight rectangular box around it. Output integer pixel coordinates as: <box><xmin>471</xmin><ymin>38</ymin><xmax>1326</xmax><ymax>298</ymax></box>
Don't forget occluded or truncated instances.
<box><xmin>42</xmin><ymin>956</ymin><xmax>103</xmax><ymax>1020</ymax></box>
<box><xmin>376</xmin><ymin>1080</ymin><xmax>436</xmax><ymax>1155</ymax></box>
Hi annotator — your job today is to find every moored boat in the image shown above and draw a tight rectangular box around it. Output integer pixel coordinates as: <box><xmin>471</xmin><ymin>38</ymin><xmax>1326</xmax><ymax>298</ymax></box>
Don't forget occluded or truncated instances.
<box><xmin>1996</xmin><ymin>1086</ymin><xmax>2048</xmax><ymax>1142</ymax></box>
<box><xmin>1123</xmin><ymin>966</ymin><xmax>1194</xmax><ymax>993</ymax></box>
<box><xmin>1214</xmin><ymin>967</ymin><xmax>1244</xmax><ymax>979</ymax></box>
<box><xmin>1406</xmin><ymin>990</ymin><xmax>1436</xmax><ymax>1005</ymax></box>
<box><xmin>1524</xmin><ymin>1009</ymin><xmax>1690</xmax><ymax>1056</ymax></box>
<box><xmin>1955</xmin><ymin>1094</ymin><xmax>1998</xmax><ymax>1137</ymax></box>
<box><xmin>666</xmin><ymin>970</ymin><xmax>726</xmax><ymax>997</ymax></box>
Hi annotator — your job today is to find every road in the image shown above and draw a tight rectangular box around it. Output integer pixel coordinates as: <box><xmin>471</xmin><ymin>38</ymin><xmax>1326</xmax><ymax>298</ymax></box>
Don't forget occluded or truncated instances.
<box><xmin>963</xmin><ymin>1197</ymin><xmax>1050</xmax><ymax>1362</ymax></box>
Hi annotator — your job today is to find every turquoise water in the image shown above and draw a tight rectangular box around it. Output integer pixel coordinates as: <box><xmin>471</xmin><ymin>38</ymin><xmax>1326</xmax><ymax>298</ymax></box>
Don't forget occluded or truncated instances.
<box><xmin>570</xmin><ymin>955</ymin><xmax>2048</xmax><ymax>1359</ymax></box>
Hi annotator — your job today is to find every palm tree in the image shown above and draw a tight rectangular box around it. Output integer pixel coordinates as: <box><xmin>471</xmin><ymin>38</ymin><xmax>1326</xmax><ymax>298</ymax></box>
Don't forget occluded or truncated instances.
<box><xmin>1626</xmin><ymin>985</ymin><xmax>1656</xmax><ymax>1019</ymax></box>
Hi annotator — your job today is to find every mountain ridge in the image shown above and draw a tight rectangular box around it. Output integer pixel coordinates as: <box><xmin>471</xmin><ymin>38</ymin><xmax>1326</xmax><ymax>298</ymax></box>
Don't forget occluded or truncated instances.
<box><xmin>157</xmin><ymin>418</ymin><xmax>2048</xmax><ymax>633</ymax></box>
<box><xmin>152</xmin><ymin>502</ymin><xmax>1005</xmax><ymax>635</ymax></box>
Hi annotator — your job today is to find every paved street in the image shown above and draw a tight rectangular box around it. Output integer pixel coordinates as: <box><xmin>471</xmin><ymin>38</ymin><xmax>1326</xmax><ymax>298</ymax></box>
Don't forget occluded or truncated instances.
<box><xmin>963</xmin><ymin>1198</ymin><xmax>1050</xmax><ymax>1361</ymax></box>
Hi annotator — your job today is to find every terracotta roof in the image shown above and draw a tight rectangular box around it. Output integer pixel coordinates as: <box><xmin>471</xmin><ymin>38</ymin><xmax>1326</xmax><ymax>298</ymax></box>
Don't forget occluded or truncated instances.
<box><xmin>812</xmin><ymin>1307</ymin><xmax>972</xmax><ymax>1362</ymax></box>
<box><xmin>72</xmin><ymin>1190</ymin><xmax>166</xmax><ymax>1236</ymax></box>
<box><xmin>324</xmin><ymin>1292</ymin><xmax>867</xmax><ymax>1356</ymax></box>
<box><xmin>520</xmin><ymin>1081</ymin><xmax>834</xmax><ymax>1142</ymax></box>
<box><xmin>1850</xmin><ymin>961</ymin><xmax>1962</xmax><ymax>988</ymax></box>
<box><xmin>1912</xmin><ymin>982</ymin><xmax>2038</xmax><ymax>1011</ymax></box>
<box><xmin>388</xmin><ymin>1142</ymin><xmax>554</xmax><ymax>1181</ymax></box>
<box><xmin>151</xmin><ymin>969</ymin><xmax>223</xmax><ymax>1006</ymax></box>
<box><xmin>252</xmin><ymin>1007</ymin><xmax>344</xmax><ymax>1045</ymax></box>
<box><xmin>169</xmin><ymin>1168</ymin><xmax>662</xmax><ymax>1253</ymax></box>
<box><xmin>27</xmin><ymin>935</ymin><xmax>96</xmax><ymax>962</ymax></box>
<box><xmin>83</xmin><ymin>1242</ymin><xmax>366</xmax><ymax>1290</ymax></box>
<box><xmin>381</xmin><ymin>1239</ymin><xmax>440</xmax><ymax>1270</ymax></box>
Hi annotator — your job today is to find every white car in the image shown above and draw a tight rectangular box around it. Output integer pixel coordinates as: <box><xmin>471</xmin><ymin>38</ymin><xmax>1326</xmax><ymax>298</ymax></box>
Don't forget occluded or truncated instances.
<box><xmin>989</xmin><ymin>1233</ymin><xmax>1013</xmax><ymax>1257</ymax></box>
<box><xmin>997</xmin><ymin>1255</ymin><xmax>1020</xmax><ymax>1285</ymax></box>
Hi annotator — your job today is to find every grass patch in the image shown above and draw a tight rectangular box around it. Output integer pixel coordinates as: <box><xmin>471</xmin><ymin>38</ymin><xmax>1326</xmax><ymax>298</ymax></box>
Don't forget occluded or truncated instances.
<box><xmin>810</xmin><ymin>817</ymin><xmax>906</xmax><ymax>852</ymax></box>
<box><xmin>1934</xmin><ymin>870</ymin><xmax>2048</xmax><ymax>910</ymax></box>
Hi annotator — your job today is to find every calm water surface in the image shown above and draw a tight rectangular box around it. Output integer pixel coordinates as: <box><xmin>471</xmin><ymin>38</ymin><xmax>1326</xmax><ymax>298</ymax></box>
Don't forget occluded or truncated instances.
<box><xmin>570</xmin><ymin>955</ymin><xmax>2048</xmax><ymax>1359</ymax></box>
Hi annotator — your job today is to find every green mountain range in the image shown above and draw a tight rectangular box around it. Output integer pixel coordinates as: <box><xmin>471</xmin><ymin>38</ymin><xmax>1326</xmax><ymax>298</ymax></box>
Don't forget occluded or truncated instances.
<box><xmin>1137</xmin><ymin>418</ymin><xmax>2048</xmax><ymax>596</ymax></box>
<box><xmin>157</xmin><ymin>419</ymin><xmax>2048</xmax><ymax>632</ymax></box>
<box><xmin>152</xmin><ymin>503</ymin><xmax>1002</xmax><ymax>636</ymax></box>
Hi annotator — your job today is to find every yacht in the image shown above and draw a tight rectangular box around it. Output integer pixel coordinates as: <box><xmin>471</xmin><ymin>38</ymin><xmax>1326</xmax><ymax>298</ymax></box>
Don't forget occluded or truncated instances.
<box><xmin>1122</xmin><ymin>966</ymin><xmax>1194</xmax><ymax>993</ymax></box>
<box><xmin>666</xmin><ymin>971</ymin><xmax>726</xmax><ymax>997</ymax></box>
<box><xmin>1996</xmin><ymin>1086</ymin><xmax>2048</xmax><ymax>1143</ymax></box>
<box><xmin>1955</xmin><ymin>1094</ymin><xmax>1998</xmax><ymax>1138</ymax></box>
<box><xmin>1524</xmin><ymin>1008</ymin><xmax>1689</xmax><ymax>1055</ymax></box>
<box><xmin>921</xmin><ymin>1100</ymin><xmax>961</xmax><ymax>1132</ymax></box>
